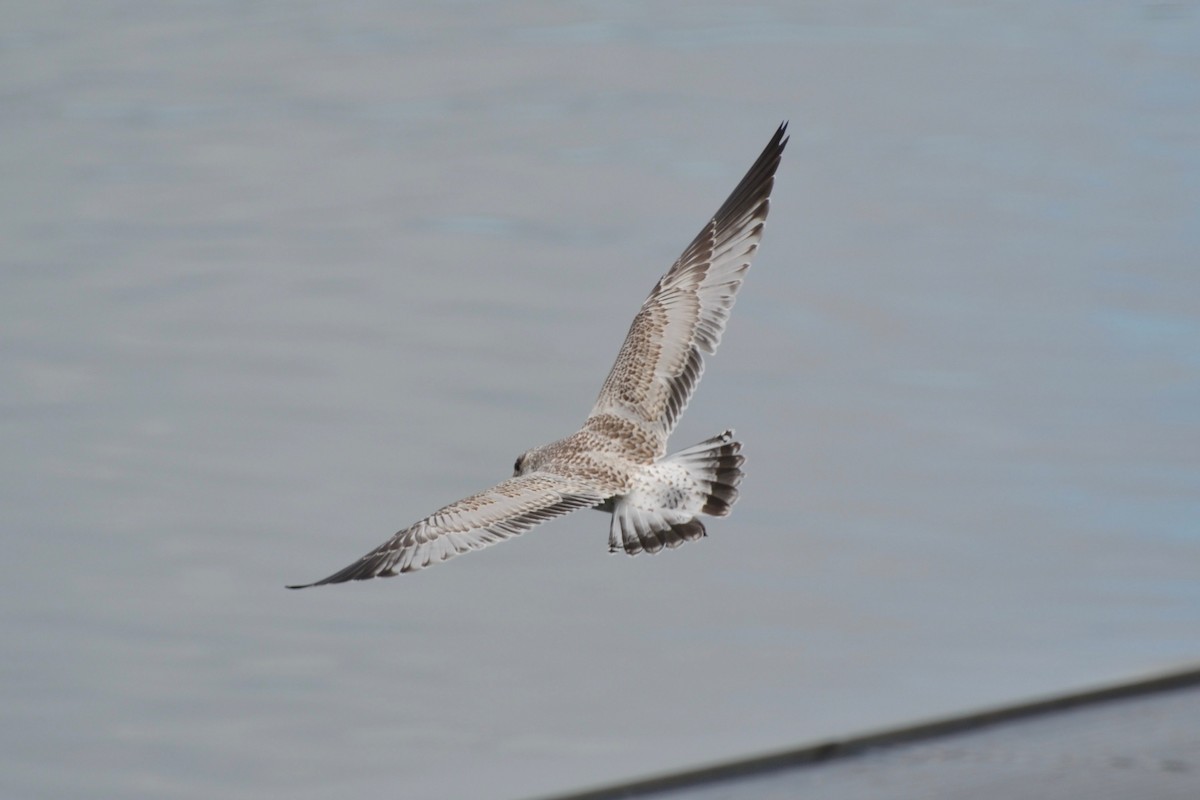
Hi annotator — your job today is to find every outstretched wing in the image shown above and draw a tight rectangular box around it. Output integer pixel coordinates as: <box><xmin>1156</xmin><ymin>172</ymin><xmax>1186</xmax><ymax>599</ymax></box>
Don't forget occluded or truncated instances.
<box><xmin>288</xmin><ymin>473</ymin><xmax>604</xmax><ymax>587</ymax></box>
<box><xmin>588</xmin><ymin>123</ymin><xmax>788</xmax><ymax>447</ymax></box>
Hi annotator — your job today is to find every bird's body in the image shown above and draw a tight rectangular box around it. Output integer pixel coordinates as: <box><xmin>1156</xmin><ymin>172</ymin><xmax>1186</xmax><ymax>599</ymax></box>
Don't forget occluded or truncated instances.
<box><xmin>290</xmin><ymin>123</ymin><xmax>787</xmax><ymax>588</ymax></box>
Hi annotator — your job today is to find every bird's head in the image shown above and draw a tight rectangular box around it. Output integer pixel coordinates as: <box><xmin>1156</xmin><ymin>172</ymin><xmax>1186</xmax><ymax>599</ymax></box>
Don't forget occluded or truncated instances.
<box><xmin>512</xmin><ymin>444</ymin><xmax>551</xmax><ymax>477</ymax></box>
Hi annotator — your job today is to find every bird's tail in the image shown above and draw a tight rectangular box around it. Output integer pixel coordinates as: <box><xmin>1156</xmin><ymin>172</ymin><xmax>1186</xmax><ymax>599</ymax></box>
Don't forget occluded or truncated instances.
<box><xmin>608</xmin><ymin>430</ymin><xmax>745</xmax><ymax>555</ymax></box>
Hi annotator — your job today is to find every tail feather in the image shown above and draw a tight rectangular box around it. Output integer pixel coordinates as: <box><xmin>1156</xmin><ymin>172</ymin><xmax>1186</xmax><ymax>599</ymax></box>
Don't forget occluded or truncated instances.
<box><xmin>609</xmin><ymin>504</ymin><xmax>707</xmax><ymax>555</ymax></box>
<box><xmin>609</xmin><ymin>430</ymin><xmax>745</xmax><ymax>556</ymax></box>
<box><xmin>673</xmin><ymin>429</ymin><xmax>745</xmax><ymax>517</ymax></box>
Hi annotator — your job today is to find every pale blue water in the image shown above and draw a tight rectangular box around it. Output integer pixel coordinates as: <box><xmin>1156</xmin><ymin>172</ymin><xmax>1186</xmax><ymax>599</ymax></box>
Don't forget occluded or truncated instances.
<box><xmin>2</xmin><ymin>3</ymin><xmax>1198</xmax><ymax>798</ymax></box>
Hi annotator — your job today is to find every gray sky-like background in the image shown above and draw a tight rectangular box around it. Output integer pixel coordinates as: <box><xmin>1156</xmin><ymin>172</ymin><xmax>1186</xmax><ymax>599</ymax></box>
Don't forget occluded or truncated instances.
<box><xmin>3</xmin><ymin>2</ymin><xmax>1198</xmax><ymax>798</ymax></box>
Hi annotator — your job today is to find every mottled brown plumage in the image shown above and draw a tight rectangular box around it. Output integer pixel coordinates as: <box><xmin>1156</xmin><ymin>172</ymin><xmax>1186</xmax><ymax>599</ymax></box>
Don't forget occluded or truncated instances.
<box><xmin>289</xmin><ymin>124</ymin><xmax>786</xmax><ymax>588</ymax></box>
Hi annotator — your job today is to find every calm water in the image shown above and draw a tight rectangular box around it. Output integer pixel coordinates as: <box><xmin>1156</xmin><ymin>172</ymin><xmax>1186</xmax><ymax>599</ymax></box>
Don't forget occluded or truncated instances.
<box><xmin>2</xmin><ymin>3</ymin><xmax>1198</xmax><ymax>798</ymax></box>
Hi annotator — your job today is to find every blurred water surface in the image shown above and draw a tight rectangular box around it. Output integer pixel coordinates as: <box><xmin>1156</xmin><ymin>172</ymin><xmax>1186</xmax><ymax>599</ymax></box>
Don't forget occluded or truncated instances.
<box><xmin>2</xmin><ymin>2</ymin><xmax>1198</xmax><ymax>798</ymax></box>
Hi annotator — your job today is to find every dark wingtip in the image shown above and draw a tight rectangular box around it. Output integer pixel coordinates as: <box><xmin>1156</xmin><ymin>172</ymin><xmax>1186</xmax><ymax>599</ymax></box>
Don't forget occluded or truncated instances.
<box><xmin>768</xmin><ymin>120</ymin><xmax>790</xmax><ymax>153</ymax></box>
<box><xmin>707</xmin><ymin>120</ymin><xmax>789</xmax><ymax>229</ymax></box>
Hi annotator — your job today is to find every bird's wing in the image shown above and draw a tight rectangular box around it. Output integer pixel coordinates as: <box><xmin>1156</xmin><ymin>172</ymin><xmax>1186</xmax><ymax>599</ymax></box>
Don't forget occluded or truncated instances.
<box><xmin>587</xmin><ymin>123</ymin><xmax>788</xmax><ymax>448</ymax></box>
<box><xmin>288</xmin><ymin>473</ymin><xmax>604</xmax><ymax>587</ymax></box>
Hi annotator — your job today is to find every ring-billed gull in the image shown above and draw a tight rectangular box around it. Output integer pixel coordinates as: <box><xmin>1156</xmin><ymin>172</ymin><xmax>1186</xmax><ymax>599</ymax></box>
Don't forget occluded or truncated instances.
<box><xmin>289</xmin><ymin>123</ymin><xmax>787</xmax><ymax>587</ymax></box>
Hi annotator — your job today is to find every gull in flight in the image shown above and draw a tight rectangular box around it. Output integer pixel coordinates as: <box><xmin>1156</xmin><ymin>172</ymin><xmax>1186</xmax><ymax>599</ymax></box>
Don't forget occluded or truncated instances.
<box><xmin>289</xmin><ymin>123</ymin><xmax>788</xmax><ymax>588</ymax></box>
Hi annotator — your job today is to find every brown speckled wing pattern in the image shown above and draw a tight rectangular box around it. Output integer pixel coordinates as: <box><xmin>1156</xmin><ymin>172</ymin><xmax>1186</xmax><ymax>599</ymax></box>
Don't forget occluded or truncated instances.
<box><xmin>588</xmin><ymin>123</ymin><xmax>788</xmax><ymax>449</ymax></box>
<box><xmin>288</xmin><ymin>474</ymin><xmax>604</xmax><ymax>586</ymax></box>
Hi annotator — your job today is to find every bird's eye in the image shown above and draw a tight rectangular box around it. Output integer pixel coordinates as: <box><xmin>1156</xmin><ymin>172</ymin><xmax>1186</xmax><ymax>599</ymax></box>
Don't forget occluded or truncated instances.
<box><xmin>513</xmin><ymin>456</ymin><xmax>523</xmax><ymax>475</ymax></box>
